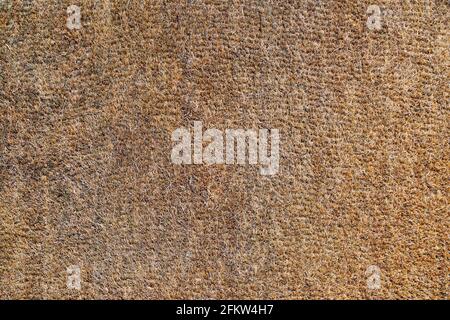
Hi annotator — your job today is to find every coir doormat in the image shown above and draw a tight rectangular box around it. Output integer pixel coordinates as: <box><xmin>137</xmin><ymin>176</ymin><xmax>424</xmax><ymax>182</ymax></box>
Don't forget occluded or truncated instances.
<box><xmin>0</xmin><ymin>0</ymin><xmax>448</xmax><ymax>299</ymax></box>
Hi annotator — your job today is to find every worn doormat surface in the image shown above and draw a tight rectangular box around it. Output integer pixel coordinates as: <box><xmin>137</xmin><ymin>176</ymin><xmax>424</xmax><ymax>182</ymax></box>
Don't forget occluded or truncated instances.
<box><xmin>0</xmin><ymin>0</ymin><xmax>448</xmax><ymax>299</ymax></box>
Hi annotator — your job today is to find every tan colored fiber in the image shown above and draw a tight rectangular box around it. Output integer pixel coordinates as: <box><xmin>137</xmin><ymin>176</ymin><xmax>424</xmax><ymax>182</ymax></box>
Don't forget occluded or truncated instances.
<box><xmin>0</xmin><ymin>0</ymin><xmax>448</xmax><ymax>299</ymax></box>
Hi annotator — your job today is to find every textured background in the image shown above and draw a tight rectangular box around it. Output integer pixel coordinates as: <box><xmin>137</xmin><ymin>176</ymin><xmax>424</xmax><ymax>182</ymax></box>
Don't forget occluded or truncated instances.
<box><xmin>0</xmin><ymin>0</ymin><xmax>448</xmax><ymax>299</ymax></box>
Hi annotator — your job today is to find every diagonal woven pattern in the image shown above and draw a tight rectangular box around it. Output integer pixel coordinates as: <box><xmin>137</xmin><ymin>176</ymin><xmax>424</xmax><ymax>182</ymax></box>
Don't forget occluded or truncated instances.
<box><xmin>0</xmin><ymin>0</ymin><xmax>448</xmax><ymax>299</ymax></box>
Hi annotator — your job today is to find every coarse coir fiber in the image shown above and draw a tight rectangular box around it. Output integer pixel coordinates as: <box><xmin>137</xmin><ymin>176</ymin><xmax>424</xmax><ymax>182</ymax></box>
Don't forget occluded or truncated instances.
<box><xmin>0</xmin><ymin>0</ymin><xmax>448</xmax><ymax>299</ymax></box>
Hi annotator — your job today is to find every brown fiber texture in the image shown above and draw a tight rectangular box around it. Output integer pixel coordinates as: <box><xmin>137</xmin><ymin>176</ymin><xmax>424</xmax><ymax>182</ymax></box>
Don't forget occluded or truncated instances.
<box><xmin>0</xmin><ymin>0</ymin><xmax>448</xmax><ymax>299</ymax></box>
